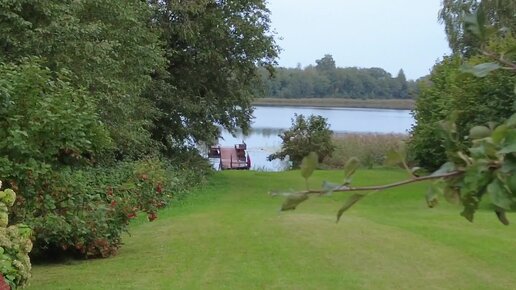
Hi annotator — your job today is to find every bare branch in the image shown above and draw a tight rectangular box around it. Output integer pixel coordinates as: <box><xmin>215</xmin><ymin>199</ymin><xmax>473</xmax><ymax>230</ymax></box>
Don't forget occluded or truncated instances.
<box><xmin>296</xmin><ymin>171</ymin><xmax>464</xmax><ymax>195</ymax></box>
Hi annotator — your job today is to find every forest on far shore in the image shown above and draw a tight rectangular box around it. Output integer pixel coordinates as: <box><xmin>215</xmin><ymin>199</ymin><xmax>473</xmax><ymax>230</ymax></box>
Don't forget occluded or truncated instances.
<box><xmin>258</xmin><ymin>54</ymin><xmax>423</xmax><ymax>100</ymax></box>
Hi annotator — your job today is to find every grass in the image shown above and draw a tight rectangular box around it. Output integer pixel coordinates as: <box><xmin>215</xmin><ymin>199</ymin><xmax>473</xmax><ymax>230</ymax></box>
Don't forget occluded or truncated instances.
<box><xmin>29</xmin><ymin>169</ymin><xmax>516</xmax><ymax>290</ymax></box>
<box><xmin>253</xmin><ymin>98</ymin><xmax>415</xmax><ymax>110</ymax></box>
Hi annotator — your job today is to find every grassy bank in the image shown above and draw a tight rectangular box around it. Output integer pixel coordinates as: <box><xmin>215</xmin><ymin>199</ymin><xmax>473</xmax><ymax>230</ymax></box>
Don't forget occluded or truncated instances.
<box><xmin>253</xmin><ymin>98</ymin><xmax>415</xmax><ymax>110</ymax></box>
<box><xmin>29</xmin><ymin>170</ymin><xmax>516</xmax><ymax>290</ymax></box>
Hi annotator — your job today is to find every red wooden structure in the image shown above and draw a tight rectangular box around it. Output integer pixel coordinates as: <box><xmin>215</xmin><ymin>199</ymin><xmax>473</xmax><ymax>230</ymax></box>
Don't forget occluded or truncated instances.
<box><xmin>208</xmin><ymin>143</ymin><xmax>251</xmax><ymax>170</ymax></box>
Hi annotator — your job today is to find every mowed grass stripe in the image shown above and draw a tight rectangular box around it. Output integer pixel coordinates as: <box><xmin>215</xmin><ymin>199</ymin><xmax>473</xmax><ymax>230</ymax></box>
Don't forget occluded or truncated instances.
<box><xmin>29</xmin><ymin>170</ymin><xmax>516</xmax><ymax>290</ymax></box>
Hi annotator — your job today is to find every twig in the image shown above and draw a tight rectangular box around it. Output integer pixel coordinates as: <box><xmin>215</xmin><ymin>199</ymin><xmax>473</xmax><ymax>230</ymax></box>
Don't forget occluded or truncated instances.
<box><xmin>297</xmin><ymin>171</ymin><xmax>464</xmax><ymax>195</ymax></box>
<box><xmin>482</xmin><ymin>51</ymin><xmax>516</xmax><ymax>71</ymax></box>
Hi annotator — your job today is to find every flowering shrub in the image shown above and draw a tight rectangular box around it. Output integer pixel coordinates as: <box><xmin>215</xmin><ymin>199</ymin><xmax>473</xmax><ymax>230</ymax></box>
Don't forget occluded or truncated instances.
<box><xmin>0</xmin><ymin>181</ymin><xmax>32</xmax><ymax>289</ymax></box>
<box><xmin>21</xmin><ymin>159</ymin><xmax>187</xmax><ymax>258</ymax></box>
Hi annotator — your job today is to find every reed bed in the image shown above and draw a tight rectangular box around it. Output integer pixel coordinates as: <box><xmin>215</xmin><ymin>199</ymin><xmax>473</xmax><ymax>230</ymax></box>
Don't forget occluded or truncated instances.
<box><xmin>323</xmin><ymin>133</ymin><xmax>408</xmax><ymax>169</ymax></box>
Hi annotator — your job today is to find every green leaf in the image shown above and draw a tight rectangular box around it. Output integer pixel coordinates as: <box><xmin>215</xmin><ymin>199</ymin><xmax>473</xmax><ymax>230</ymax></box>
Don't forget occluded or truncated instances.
<box><xmin>463</xmin><ymin>11</ymin><xmax>484</xmax><ymax>38</ymax></box>
<box><xmin>492</xmin><ymin>125</ymin><xmax>508</xmax><ymax>144</ymax></box>
<box><xmin>431</xmin><ymin>162</ymin><xmax>456</xmax><ymax>176</ymax></box>
<box><xmin>462</xmin><ymin>161</ymin><xmax>491</xmax><ymax>195</ymax></box>
<box><xmin>460</xmin><ymin>194</ymin><xmax>479</xmax><ymax>223</ymax></box>
<box><xmin>385</xmin><ymin>141</ymin><xmax>408</xmax><ymax>168</ymax></box>
<box><xmin>499</xmin><ymin>143</ymin><xmax>516</xmax><ymax>154</ymax></box>
<box><xmin>300</xmin><ymin>152</ymin><xmax>318</xmax><ymax>180</ymax></box>
<box><xmin>501</xmin><ymin>157</ymin><xmax>516</xmax><ymax>174</ymax></box>
<box><xmin>443</xmin><ymin>186</ymin><xmax>460</xmax><ymax>204</ymax></box>
<box><xmin>336</xmin><ymin>193</ymin><xmax>366</xmax><ymax>223</ymax></box>
<box><xmin>343</xmin><ymin>157</ymin><xmax>360</xmax><ymax>181</ymax></box>
<box><xmin>487</xmin><ymin>179</ymin><xmax>513</xmax><ymax>210</ymax></box>
<box><xmin>281</xmin><ymin>193</ymin><xmax>309</xmax><ymax>211</ymax></box>
<box><xmin>495</xmin><ymin>208</ymin><xmax>510</xmax><ymax>226</ymax></box>
<box><xmin>426</xmin><ymin>182</ymin><xmax>441</xmax><ymax>208</ymax></box>
<box><xmin>506</xmin><ymin>113</ymin><xmax>516</xmax><ymax>128</ymax></box>
<box><xmin>469</xmin><ymin>125</ymin><xmax>491</xmax><ymax>140</ymax></box>
<box><xmin>461</xmin><ymin>63</ymin><xmax>501</xmax><ymax>77</ymax></box>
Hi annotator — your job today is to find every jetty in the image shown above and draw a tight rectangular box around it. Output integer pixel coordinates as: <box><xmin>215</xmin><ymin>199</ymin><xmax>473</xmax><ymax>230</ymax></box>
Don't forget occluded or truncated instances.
<box><xmin>208</xmin><ymin>143</ymin><xmax>251</xmax><ymax>170</ymax></box>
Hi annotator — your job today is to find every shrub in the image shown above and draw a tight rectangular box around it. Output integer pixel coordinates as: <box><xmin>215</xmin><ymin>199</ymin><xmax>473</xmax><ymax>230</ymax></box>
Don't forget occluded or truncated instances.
<box><xmin>22</xmin><ymin>159</ymin><xmax>202</xmax><ymax>259</ymax></box>
<box><xmin>268</xmin><ymin>114</ymin><xmax>334</xmax><ymax>168</ymax></box>
<box><xmin>322</xmin><ymin>133</ymin><xmax>407</xmax><ymax>169</ymax></box>
<box><xmin>0</xmin><ymin>59</ymin><xmax>211</xmax><ymax>259</ymax></box>
<box><xmin>0</xmin><ymin>182</ymin><xmax>32</xmax><ymax>289</ymax></box>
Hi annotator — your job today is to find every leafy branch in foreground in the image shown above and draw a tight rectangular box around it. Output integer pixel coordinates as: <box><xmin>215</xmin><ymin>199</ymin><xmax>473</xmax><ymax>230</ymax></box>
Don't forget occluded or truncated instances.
<box><xmin>272</xmin><ymin>9</ymin><xmax>516</xmax><ymax>225</ymax></box>
<box><xmin>271</xmin><ymin>111</ymin><xmax>516</xmax><ymax>225</ymax></box>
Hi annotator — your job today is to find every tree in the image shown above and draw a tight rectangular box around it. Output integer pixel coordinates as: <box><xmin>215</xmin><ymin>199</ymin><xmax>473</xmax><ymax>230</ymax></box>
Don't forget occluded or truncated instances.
<box><xmin>439</xmin><ymin>0</ymin><xmax>516</xmax><ymax>55</ymax></box>
<box><xmin>315</xmin><ymin>54</ymin><xmax>336</xmax><ymax>72</ymax></box>
<box><xmin>259</xmin><ymin>59</ymin><xmax>415</xmax><ymax>100</ymax></box>
<box><xmin>145</xmin><ymin>0</ymin><xmax>279</xmax><ymax>155</ymax></box>
<box><xmin>412</xmin><ymin>3</ymin><xmax>516</xmax><ymax>170</ymax></box>
<box><xmin>0</xmin><ymin>0</ymin><xmax>166</xmax><ymax>159</ymax></box>
<box><xmin>396</xmin><ymin>69</ymin><xmax>409</xmax><ymax>99</ymax></box>
<box><xmin>268</xmin><ymin>114</ymin><xmax>335</xmax><ymax>168</ymax></box>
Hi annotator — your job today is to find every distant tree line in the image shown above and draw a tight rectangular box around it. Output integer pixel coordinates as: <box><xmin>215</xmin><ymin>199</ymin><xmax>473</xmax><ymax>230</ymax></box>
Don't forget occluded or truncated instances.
<box><xmin>258</xmin><ymin>54</ymin><xmax>422</xmax><ymax>99</ymax></box>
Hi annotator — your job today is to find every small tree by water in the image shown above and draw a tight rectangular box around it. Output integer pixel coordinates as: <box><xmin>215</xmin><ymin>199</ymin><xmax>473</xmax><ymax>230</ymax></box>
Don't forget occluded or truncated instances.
<box><xmin>268</xmin><ymin>114</ymin><xmax>334</xmax><ymax>168</ymax></box>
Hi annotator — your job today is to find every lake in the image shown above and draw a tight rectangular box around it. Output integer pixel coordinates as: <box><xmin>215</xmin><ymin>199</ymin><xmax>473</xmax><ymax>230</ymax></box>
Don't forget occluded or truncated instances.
<box><xmin>216</xmin><ymin>105</ymin><xmax>414</xmax><ymax>171</ymax></box>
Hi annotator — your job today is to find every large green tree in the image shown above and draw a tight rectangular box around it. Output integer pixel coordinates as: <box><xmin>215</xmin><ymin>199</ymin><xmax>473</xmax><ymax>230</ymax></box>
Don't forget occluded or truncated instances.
<box><xmin>145</xmin><ymin>0</ymin><xmax>279</xmax><ymax>154</ymax></box>
<box><xmin>439</xmin><ymin>0</ymin><xmax>516</xmax><ymax>55</ymax></box>
<box><xmin>0</xmin><ymin>0</ymin><xmax>165</xmax><ymax>158</ymax></box>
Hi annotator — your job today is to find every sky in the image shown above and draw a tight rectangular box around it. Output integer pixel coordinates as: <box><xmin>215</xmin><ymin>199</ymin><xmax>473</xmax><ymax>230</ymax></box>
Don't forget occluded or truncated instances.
<box><xmin>267</xmin><ymin>0</ymin><xmax>451</xmax><ymax>80</ymax></box>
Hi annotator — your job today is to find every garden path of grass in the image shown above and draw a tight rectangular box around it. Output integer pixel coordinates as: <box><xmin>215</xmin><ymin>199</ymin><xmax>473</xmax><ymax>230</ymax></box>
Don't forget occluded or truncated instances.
<box><xmin>29</xmin><ymin>169</ymin><xmax>516</xmax><ymax>290</ymax></box>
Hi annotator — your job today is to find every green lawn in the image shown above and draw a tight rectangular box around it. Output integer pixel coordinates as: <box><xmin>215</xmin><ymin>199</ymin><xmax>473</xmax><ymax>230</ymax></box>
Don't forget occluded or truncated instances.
<box><xmin>28</xmin><ymin>169</ymin><xmax>516</xmax><ymax>290</ymax></box>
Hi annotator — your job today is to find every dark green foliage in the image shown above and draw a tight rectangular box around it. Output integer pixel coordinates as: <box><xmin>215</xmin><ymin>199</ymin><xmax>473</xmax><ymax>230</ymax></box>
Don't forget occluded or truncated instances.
<box><xmin>0</xmin><ymin>59</ymin><xmax>111</xmax><ymax>179</ymax></box>
<box><xmin>0</xmin><ymin>0</ymin><xmax>279</xmax><ymax>263</ymax></box>
<box><xmin>409</xmin><ymin>57</ymin><xmax>461</xmax><ymax>170</ymax></box>
<box><xmin>145</xmin><ymin>0</ymin><xmax>279</xmax><ymax>153</ymax></box>
<box><xmin>268</xmin><ymin>114</ymin><xmax>334</xmax><ymax>168</ymax></box>
<box><xmin>410</xmin><ymin>44</ymin><xmax>516</xmax><ymax>170</ymax></box>
<box><xmin>0</xmin><ymin>60</ymin><xmax>209</xmax><ymax>258</ymax></box>
<box><xmin>258</xmin><ymin>55</ymin><xmax>419</xmax><ymax>99</ymax></box>
<box><xmin>0</xmin><ymin>0</ymin><xmax>166</xmax><ymax>158</ymax></box>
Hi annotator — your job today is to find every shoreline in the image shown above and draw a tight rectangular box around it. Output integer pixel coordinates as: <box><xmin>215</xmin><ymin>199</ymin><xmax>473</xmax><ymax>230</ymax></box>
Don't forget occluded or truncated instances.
<box><xmin>252</xmin><ymin>98</ymin><xmax>415</xmax><ymax>110</ymax></box>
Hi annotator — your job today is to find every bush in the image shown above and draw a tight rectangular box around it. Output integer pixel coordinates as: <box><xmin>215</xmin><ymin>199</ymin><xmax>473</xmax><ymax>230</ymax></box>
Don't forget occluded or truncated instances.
<box><xmin>22</xmin><ymin>159</ymin><xmax>207</xmax><ymax>259</ymax></box>
<box><xmin>0</xmin><ymin>182</ymin><xmax>32</xmax><ymax>289</ymax></box>
<box><xmin>410</xmin><ymin>38</ymin><xmax>516</xmax><ymax>170</ymax></box>
<box><xmin>268</xmin><ymin>114</ymin><xmax>334</xmax><ymax>168</ymax></box>
<box><xmin>0</xmin><ymin>59</ymin><xmax>211</xmax><ymax>259</ymax></box>
<box><xmin>322</xmin><ymin>133</ymin><xmax>407</xmax><ymax>169</ymax></box>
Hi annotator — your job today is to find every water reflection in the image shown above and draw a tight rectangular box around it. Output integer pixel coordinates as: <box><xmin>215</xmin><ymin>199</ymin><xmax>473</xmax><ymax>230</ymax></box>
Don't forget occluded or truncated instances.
<box><xmin>218</xmin><ymin>128</ymin><xmax>289</xmax><ymax>171</ymax></box>
<box><xmin>213</xmin><ymin>106</ymin><xmax>415</xmax><ymax>171</ymax></box>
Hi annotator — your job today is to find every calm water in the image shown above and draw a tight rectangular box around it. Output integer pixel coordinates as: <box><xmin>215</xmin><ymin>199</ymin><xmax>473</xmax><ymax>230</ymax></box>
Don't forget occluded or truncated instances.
<box><xmin>216</xmin><ymin>106</ymin><xmax>414</xmax><ymax>171</ymax></box>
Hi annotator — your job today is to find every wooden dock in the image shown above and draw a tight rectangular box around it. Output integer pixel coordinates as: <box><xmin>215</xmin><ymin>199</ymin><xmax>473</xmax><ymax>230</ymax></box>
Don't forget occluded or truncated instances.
<box><xmin>209</xmin><ymin>144</ymin><xmax>251</xmax><ymax>170</ymax></box>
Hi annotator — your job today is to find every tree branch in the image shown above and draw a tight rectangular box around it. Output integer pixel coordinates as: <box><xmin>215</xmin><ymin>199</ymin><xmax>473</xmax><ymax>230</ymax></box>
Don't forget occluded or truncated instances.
<box><xmin>299</xmin><ymin>171</ymin><xmax>464</xmax><ymax>195</ymax></box>
<box><xmin>482</xmin><ymin>50</ymin><xmax>516</xmax><ymax>71</ymax></box>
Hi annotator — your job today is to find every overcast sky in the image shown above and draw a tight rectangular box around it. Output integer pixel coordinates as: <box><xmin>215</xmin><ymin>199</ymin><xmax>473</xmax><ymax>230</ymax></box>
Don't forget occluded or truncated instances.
<box><xmin>268</xmin><ymin>0</ymin><xmax>451</xmax><ymax>80</ymax></box>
